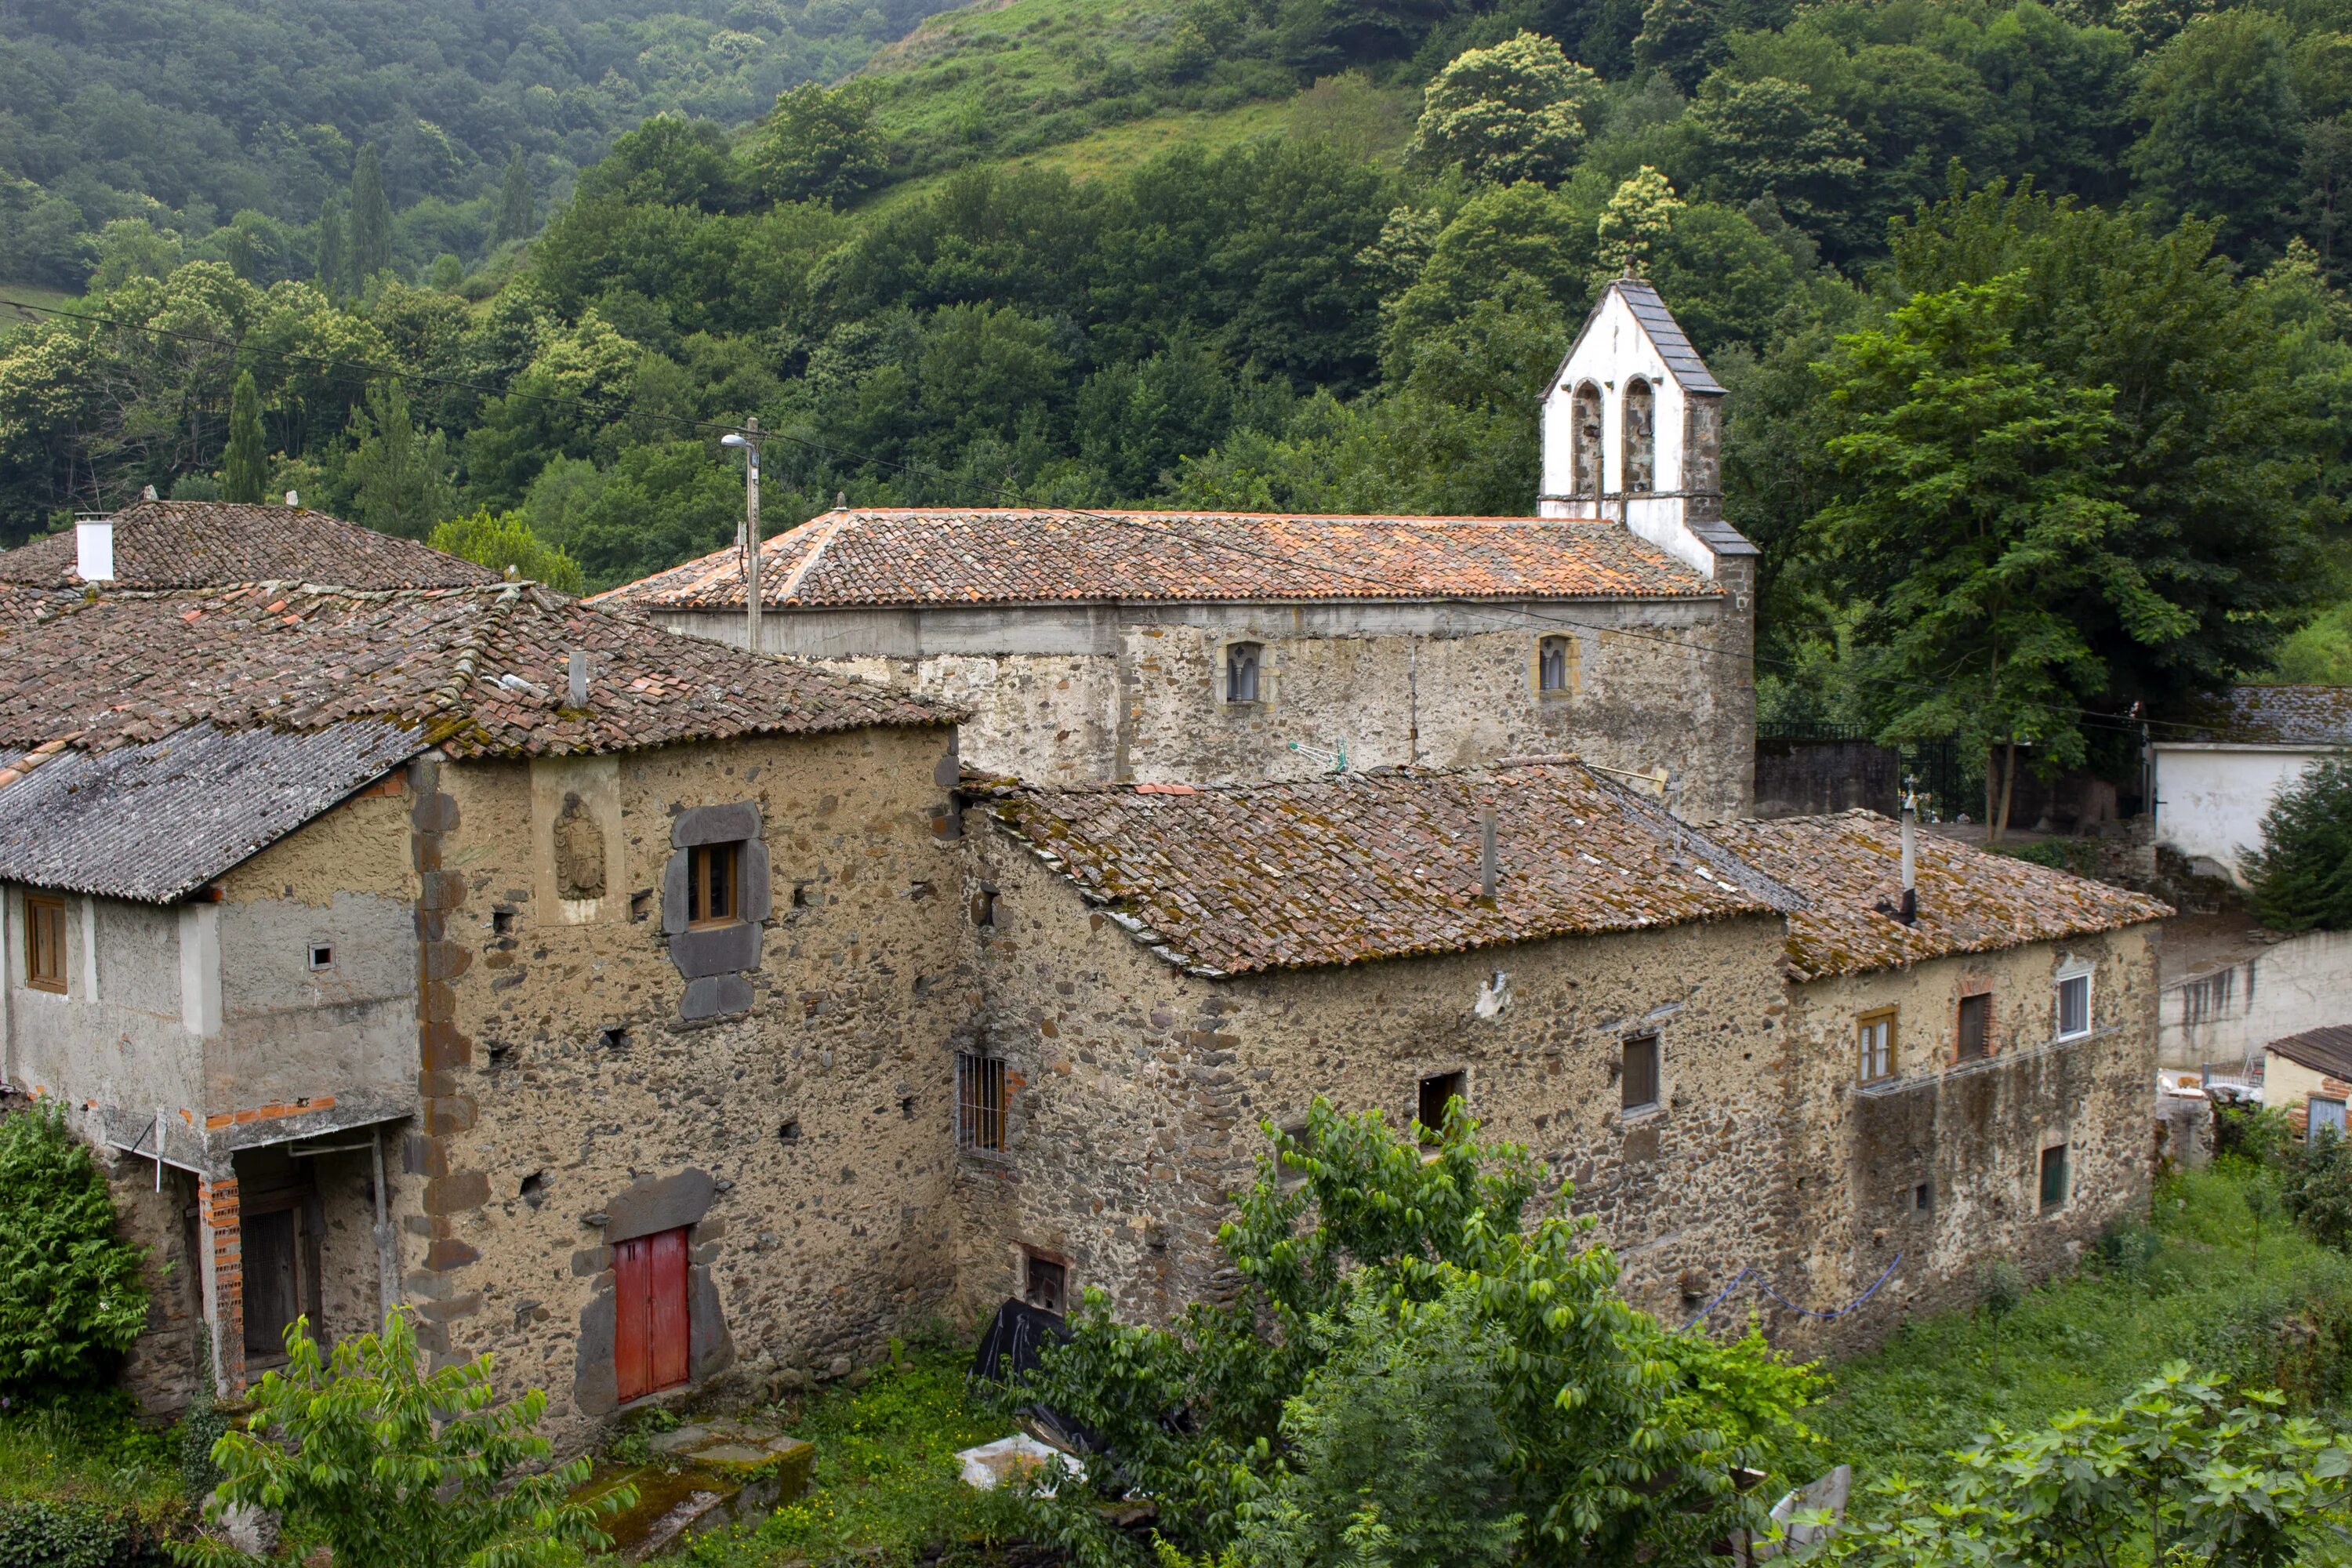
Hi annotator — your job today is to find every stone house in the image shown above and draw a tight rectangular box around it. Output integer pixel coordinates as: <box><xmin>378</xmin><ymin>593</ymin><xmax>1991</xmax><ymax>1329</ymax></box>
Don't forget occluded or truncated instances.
<box><xmin>2260</xmin><ymin>1026</ymin><xmax>2352</xmax><ymax>1141</ymax></box>
<box><xmin>958</xmin><ymin>771</ymin><xmax>2168</xmax><ymax>1343</ymax></box>
<box><xmin>598</xmin><ymin>280</ymin><xmax>1759</xmax><ymax>823</ymax></box>
<box><xmin>0</xmin><ymin>521</ymin><xmax>972</xmax><ymax>1448</ymax></box>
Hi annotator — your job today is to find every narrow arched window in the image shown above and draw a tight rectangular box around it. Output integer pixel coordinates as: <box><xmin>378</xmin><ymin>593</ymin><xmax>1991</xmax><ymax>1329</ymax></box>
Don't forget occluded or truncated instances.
<box><xmin>1622</xmin><ymin>379</ymin><xmax>1655</xmax><ymax>494</ymax></box>
<box><xmin>1537</xmin><ymin>635</ymin><xmax>1573</xmax><ymax>694</ymax></box>
<box><xmin>1226</xmin><ymin>641</ymin><xmax>1263</xmax><ymax>704</ymax></box>
<box><xmin>1570</xmin><ymin>382</ymin><xmax>1604</xmax><ymax>499</ymax></box>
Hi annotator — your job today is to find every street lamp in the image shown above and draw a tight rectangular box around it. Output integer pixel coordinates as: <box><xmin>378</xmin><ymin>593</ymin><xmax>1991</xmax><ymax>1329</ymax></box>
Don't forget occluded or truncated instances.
<box><xmin>720</xmin><ymin>416</ymin><xmax>761</xmax><ymax>653</ymax></box>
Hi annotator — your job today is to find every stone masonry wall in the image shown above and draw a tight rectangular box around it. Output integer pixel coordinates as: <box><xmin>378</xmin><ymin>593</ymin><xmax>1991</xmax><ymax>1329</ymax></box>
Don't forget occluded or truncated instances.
<box><xmin>960</xmin><ymin>820</ymin><xmax>1794</xmax><ymax>1327</ymax></box>
<box><xmin>391</xmin><ymin>724</ymin><xmax>973</xmax><ymax>1452</ymax></box>
<box><xmin>1767</xmin><ymin>927</ymin><xmax>2160</xmax><ymax>1355</ymax></box>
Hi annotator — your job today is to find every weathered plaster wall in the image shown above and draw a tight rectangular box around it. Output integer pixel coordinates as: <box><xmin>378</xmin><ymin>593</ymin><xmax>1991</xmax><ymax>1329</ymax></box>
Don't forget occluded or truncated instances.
<box><xmin>1773</xmin><ymin>928</ymin><xmax>2159</xmax><ymax>1352</ymax></box>
<box><xmin>960</xmin><ymin>820</ymin><xmax>1795</xmax><ymax>1328</ymax></box>
<box><xmin>683</xmin><ymin>597</ymin><xmax>1753</xmax><ymax>822</ymax></box>
<box><xmin>2151</xmin><ymin>746</ymin><xmax>2334</xmax><ymax>883</ymax></box>
<box><xmin>2159</xmin><ymin>927</ymin><xmax>2352</xmax><ymax>1071</ymax></box>
<box><xmin>394</xmin><ymin>723</ymin><xmax>972</xmax><ymax>1450</ymax></box>
<box><xmin>6</xmin><ymin>889</ymin><xmax>203</xmax><ymax>1119</ymax></box>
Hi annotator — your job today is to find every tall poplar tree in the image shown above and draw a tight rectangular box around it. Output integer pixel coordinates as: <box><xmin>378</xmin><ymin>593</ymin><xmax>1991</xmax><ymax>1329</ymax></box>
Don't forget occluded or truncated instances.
<box><xmin>222</xmin><ymin>370</ymin><xmax>268</xmax><ymax>503</ymax></box>
<box><xmin>350</xmin><ymin>144</ymin><xmax>394</xmax><ymax>284</ymax></box>
<box><xmin>316</xmin><ymin>199</ymin><xmax>348</xmax><ymax>298</ymax></box>
<box><xmin>494</xmin><ymin>148</ymin><xmax>535</xmax><ymax>245</ymax></box>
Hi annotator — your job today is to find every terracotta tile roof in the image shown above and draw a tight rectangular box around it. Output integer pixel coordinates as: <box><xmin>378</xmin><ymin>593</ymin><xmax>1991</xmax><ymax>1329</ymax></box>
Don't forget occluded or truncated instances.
<box><xmin>975</xmin><ymin>759</ymin><xmax>1798</xmax><ymax>978</ymax></box>
<box><xmin>0</xmin><ymin>500</ymin><xmax>500</xmax><ymax>590</ymax></box>
<box><xmin>0</xmin><ymin>582</ymin><xmax>957</xmax><ymax>762</ymax></box>
<box><xmin>2269</xmin><ymin>1025</ymin><xmax>2352</xmax><ymax>1082</ymax></box>
<box><xmin>596</xmin><ymin>508</ymin><xmax>1722</xmax><ymax>611</ymax></box>
<box><xmin>1710</xmin><ymin>812</ymin><xmax>2171</xmax><ymax>982</ymax></box>
<box><xmin>2161</xmin><ymin>684</ymin><xmax>2352</xmax><ymax>747</ymax></box>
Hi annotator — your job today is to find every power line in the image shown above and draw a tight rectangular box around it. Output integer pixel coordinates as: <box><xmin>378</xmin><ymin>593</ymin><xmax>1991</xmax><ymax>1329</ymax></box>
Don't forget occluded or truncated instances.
<box><xmin>0</xmin><ymin>292</ymin><xmax>2217</xmax><ymax>742</ymax></box>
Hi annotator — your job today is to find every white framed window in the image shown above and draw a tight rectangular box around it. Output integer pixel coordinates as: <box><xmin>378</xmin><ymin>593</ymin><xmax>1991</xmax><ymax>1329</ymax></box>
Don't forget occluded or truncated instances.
<box><xmin>2054</xmin><ymin>960</ymin><xmax>2093</xmax><ymax>1041</ymax></box>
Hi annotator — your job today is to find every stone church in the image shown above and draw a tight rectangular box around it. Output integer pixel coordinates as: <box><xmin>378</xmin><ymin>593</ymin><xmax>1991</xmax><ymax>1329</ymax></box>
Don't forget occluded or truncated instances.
<box><xmin>602</xmin><ymin>279</ymin><xmax>1759</xmax><ymax>823</ymax></box>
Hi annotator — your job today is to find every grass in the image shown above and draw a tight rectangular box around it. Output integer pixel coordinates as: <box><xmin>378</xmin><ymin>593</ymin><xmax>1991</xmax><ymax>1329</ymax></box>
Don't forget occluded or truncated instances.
<box><xmin>0</xmin><ymin>1388</ymin><xmax>184</xmax><ymax>1516</ymax></box>
<box><xmin>1816</xmin><ymin>1164</ymin><xmax>2352</xmax><ymax>1490</ymax></box>
<box><xmin>0</xmin><ymin>281</ymin><xmax>80</xmax><ymax>342</ymax></box>
<box><xmin>681</xmin><ymin>1337</ymin><xmax>1030</xmax><ymax>1567</ymax></box>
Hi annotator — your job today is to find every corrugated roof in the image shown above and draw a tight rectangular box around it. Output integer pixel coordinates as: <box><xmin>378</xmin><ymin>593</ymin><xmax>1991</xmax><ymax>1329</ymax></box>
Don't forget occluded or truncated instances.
<box><xmin>2268</xmin><ymin>1025</ymin><xmax>2352</xmax><ymax>1083</ymax></box>
<box><xmin>1710</xmin><ymin>813</ymin><xmax>2172</xmax><ymax>982</ymax></box>
<box><xmin>0</xmin><ymin>720</ymin><xmax>423</xmax><ymax>902</ymax></box>
<box><xmin>597</xmin><ymin>509</ymin><xmax>1721</xmax><ymax>612</ymax></box>
<box><xmin>2162</xmin><ymin>684</ymin><xmax>2352</xmax><ymax>747</ymax></box>
<box><xmin>975</xmin><ymin>759</ymin><xmax>1798</xmax><ymax>978</ymax></box>
<box><xmin>0</xmin><ymin>500</ymin><xmax>500</xmax><ymax>590</ymax></box>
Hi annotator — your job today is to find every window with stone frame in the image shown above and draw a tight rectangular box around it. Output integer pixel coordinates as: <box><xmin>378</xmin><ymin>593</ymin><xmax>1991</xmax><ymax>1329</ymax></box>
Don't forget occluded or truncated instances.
<box><xmin>688</xmin><ymin>841</ymin><xmax>741</xmax><ymax>927</ymax></box>
<box><xmin>1537</xmin><ymin>635</ymin><xmax>1575</xmax><ymax>694</ymax></box>
<box><xmin>957</xmin><ymin>1051</ymin><xmax>1007</xmax><ymax>1156</ymax></box>
<box><xmin>1621</xmin><ymin>379</ymin><xmax>1656</xmax><ymax>494</ymax></box>
<box><xmin>1570</xmin><ymin>382</ymin><xmax>1604</xmax><ymax>497</ymax></box>
<box><xmin>1621</xmin><ymin>1033</ymin><xmax>1661</xmax><ymax>1112</ymax></box>
<box><xmin>24</xmin><ymin>893</ymin><xmax>64</xmax><ymax>994</ymax></box>
<box><xmin>1225</xmin><ymin>641</ymin><xmax>1264</xmax><ymax>704</ymax></box>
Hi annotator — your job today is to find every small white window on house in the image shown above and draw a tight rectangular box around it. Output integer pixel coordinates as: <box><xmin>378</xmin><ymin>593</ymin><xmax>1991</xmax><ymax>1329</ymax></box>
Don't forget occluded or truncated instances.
<box><xmin>2054</xmin><ymin>964</ymin><xmax>2092</xmax><ymax>1041</ymax></box>
<box><xmin>2311</xmin><ymin>1098</ymin><xmax>2348</xmax><ymax>1143</ymax></box>
<box><xmin>1537</xmin><ymin>636</ymin><xmax>1574</xmax><ymax>694</ymax></box>
<box><xmin>1225</xmin><ymin>641</ymin><xmax>1263</xmax><ymax>704</ymax></box>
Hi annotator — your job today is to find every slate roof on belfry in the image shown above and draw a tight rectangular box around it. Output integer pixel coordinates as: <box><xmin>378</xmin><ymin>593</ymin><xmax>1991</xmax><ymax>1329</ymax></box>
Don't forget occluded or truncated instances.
<box><xmin>0</xmin><ymin>583</ymin><xmax>958</xmax><ymax>901</ymax></box>
<box><xmin>0</xmin><ymin>499</ymin><xmax>500</xmax><ymax>589</ymax></box>
<box><xmin>596</xmin><ymin>508</ymin><xmax>1722</xmax><ymax>612</ymax></box>
<box><xmin>973</xmin><ymin>760</ymin><xmax>1800</xmax><ymax>978</ymax></box>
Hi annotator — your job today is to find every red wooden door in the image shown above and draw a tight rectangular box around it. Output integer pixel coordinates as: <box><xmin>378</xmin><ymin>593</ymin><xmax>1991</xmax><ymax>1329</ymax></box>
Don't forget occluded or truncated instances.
<box><xmin>614</xmin><ymin>1227</ymin><xmax>691</xmax><ymax>1403</ymax></box>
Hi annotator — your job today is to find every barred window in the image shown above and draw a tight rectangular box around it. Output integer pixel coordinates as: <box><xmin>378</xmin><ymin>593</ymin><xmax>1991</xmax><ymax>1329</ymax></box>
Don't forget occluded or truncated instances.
<box><xmin>956</xmin><ymin>1051</ymin><xmax>1007</xmax><ymax>1156</ymax></box>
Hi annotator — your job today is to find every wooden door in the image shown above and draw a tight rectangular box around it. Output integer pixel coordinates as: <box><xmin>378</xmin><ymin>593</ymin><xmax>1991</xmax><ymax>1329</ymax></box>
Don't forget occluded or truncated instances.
<box><xmin>613</xmin><ymin>1227</ymin><xmax>691</xmax><ymax>1403</ymax></box>
<box><xmin>243</xmin><ymin>1208</ymin><xmax>300</xmax><ymax>1358</ymax></box>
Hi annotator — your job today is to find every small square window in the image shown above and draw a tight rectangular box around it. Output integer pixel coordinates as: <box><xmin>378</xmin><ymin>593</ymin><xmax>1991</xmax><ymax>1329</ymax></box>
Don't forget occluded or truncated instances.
<box><xmin>492</xmin><ymin>908</ymin><xmax>516</xmax><ymax>935</ymax></box>
<box><xmin>2055</xmin><ymin>971</ymin><xmax>2091</xmax><ymax>1040</ymax></box>
<box><xmin>1023</xmin><ymin>1252</ymin><xmax>1068</xmax><ymax>1315</ymax></box>
<box><xmin>1914</xmin><ymin>1181</ymin><xmax>1933</xmax><ymax>1213</ymax></box>
<box><xmin>1957</xmin><ymin>993</ymin><xmax>1991</xmax><ymax>1062</ymax></box>
<box><xmin>957</xmin><ymin>1051</ymin><xmax>1007</xmax><ymax>1156</ymax></box>
<box><xmin>1225</xmin><ymin>641</ymin><xmax>1262</xmax><ymax>704</ymax></box>
<box><xmin>307</xmin><ymin>942</ymin><xmax>335</xmax><ymax>971</ymax></box>
<box><xmin>2039</xmin><ymin>1145</ymin><xmax>2069</xmax><ymax>1212</ymax></box>
<box><xmin>1621</xmin><ymin>1034</ymin><xmax>1661</xmax><ymax>1112</ymax></box>
<box><xmin>1857</xmin><ymin>1010</ymin><xmax>1896</xmax><ymax>1083</ymax></box>
<box><xmin>688</xmin><ymin>842</ymin><xmax>741</xmax><ymax>927</ymax></box>
<box><xmin>24</xmin><ymin>894</ymin><xmax>65</xmax><ymax>994</ymax></box>
<box><xmin>1537</xmin><ymin>636</ymin><xmax>1574</xmax><ymax>694</ymax></box>
<box><xmin>1417</xmin><ymin>1070</ymin><xmax>1465</xmax><ymax>1144</ymax></box>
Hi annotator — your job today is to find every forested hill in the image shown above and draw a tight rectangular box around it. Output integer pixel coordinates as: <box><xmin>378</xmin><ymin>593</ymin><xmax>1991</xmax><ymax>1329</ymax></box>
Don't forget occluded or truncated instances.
<box><xmin>0</xmin><ymin>0</ymin><xmax>964</xmax><ymax>289</ymax></box>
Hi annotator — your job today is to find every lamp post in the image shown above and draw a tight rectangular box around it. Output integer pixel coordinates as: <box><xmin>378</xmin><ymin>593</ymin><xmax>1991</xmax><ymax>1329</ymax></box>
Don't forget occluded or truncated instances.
<box><xmin>720</xmin><ymin>416</ymin><xmax>761</xmax><ymax>653</ymax></box>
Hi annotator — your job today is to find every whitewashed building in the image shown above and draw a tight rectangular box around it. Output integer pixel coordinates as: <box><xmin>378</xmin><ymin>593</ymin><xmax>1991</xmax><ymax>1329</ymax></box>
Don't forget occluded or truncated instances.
<box><xmin>2149</xmin><ymin>684</ymin><xmax>2351</xmax><ymax>884</ymax></box>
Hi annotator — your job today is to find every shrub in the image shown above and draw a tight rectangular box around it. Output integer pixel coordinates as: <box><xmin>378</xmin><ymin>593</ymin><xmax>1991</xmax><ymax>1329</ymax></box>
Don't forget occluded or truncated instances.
<box><xmin>171</xmin><ymin>1308</ymin><xmax>632</xmax><ymax>1568</ymax></box>
<box><xmin>2279</xmin><ymin>1127</ymin><xmax>2352</xmax><ymax>1251</ymax></box>
<box><xmin>0</xmin><ymin>1104</ymin><xmax>147</xmax><ymax>1395</ymax></box>
<box><xmin>0</xmin><ymin>1501</ymin><xmax>165</xmax><ymax>1568</ymax></box>
<box><xmin>2242</xmin><ymin>753</ymin><xmax>2352</xmax><ymax>931</ymax></box>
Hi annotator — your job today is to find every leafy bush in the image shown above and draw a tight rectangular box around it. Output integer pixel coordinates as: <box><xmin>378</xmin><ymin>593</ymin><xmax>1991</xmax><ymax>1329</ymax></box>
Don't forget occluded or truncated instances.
<box><xmin>2244</xmin><ymin>753</ymin><xmax>2352</xmax><ymax>931</ymax></box>
<box><xmin>0</xmin><ymin>1104</ymin><xmax>147</xmax><ymax>1395</ymax></box>
<box><xmin>1011</xmin><ymin>1100</ymin><xmax>1821</xmax><ymax>1567</ymax></box>
<box><xmin>1801</xmin><ymin>1363</ymin><xmax>2352</xmax><ymax>1566</ymax></box>
<box><xmin>172</xmin><ymin>1308</ymin><xmax>631</xmax><ymax>1568</ymax></box>
<box><xmin>0</xmin><ymin>1501</ymin><xmax>165</xmax><ymax>1568</ymax></box>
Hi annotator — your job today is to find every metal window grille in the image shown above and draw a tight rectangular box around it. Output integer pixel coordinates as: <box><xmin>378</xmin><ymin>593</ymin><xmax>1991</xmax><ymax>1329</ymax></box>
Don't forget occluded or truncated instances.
<box><xmin>956</xmin><ymin>1051</ymin><xmax>1007</xmax><ymax>1156</ymax></box>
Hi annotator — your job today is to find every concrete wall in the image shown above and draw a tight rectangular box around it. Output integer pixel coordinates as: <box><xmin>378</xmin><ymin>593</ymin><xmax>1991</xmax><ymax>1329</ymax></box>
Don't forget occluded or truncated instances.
<box><xmin>960</xmin><ymin>817</ymin><xmax>1796</xmax><ymax>1329</ymax></box>
<box><xmin>392</xmin><ymin>723</ymin><xmax>972</xmax><ymax>1450</ymax></box>
<box><xmin>1775</xmin><ymin>928</ymin><xmax>2159</xmax><ymax>1352</ymax></box>
<box><xmin>2158</xmin><ymin>928</ymin><xmax>2352</xmax><ymax>1071</ymax></box>
<box><xmin>2151</xmin><ymin>745</ymin><xmax>2334</xmax><ymax>883</ymax></box>
<box><xmin>659</xmin><ymin>597</ymin><xmax>1755</xmax><ymax>822</ymax></box>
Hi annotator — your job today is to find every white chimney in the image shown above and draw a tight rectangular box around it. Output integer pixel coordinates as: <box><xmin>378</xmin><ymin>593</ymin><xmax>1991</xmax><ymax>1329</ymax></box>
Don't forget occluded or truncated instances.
<box><xmin>140</xmin><ymin>484</ymin><xmax>158</xmax><ymax>501</ymax></box>
<box><xmin>568</xmin><ymin>649</ymin><xmax>590</xmax><ymax>708</ymax></box>
<box><xmin>75</xmin><ymin>517</ymin><xmax>114</xmax><ymax>583</ymax></box>
<box><xmin>285</xmin><ymin>490</ymin><xmax>299</xmax><ymax>507</ymax></box>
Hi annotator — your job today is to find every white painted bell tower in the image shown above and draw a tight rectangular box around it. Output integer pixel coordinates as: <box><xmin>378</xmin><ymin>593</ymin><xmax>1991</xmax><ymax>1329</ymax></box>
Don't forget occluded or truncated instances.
<box><xmin>1537</xmin><ymin>278</ymin><xmax>1753</xmax><ymax>583</ymax></box>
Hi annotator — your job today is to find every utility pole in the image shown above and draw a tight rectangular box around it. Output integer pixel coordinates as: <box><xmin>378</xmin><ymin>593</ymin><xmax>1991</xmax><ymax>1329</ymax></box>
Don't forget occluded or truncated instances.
<box><xmin>721</xmin><ymin>417</ymin><xmax>763</xmax><ymax>652</ymax></box>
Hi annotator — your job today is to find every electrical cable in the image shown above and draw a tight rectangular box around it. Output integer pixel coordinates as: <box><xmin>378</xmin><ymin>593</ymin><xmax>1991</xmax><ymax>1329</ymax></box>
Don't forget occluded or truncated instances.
<box><xmin>0</xmin><ymin>292</ymin><xmax>2212</xmax><ymax>743</ymax></box>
